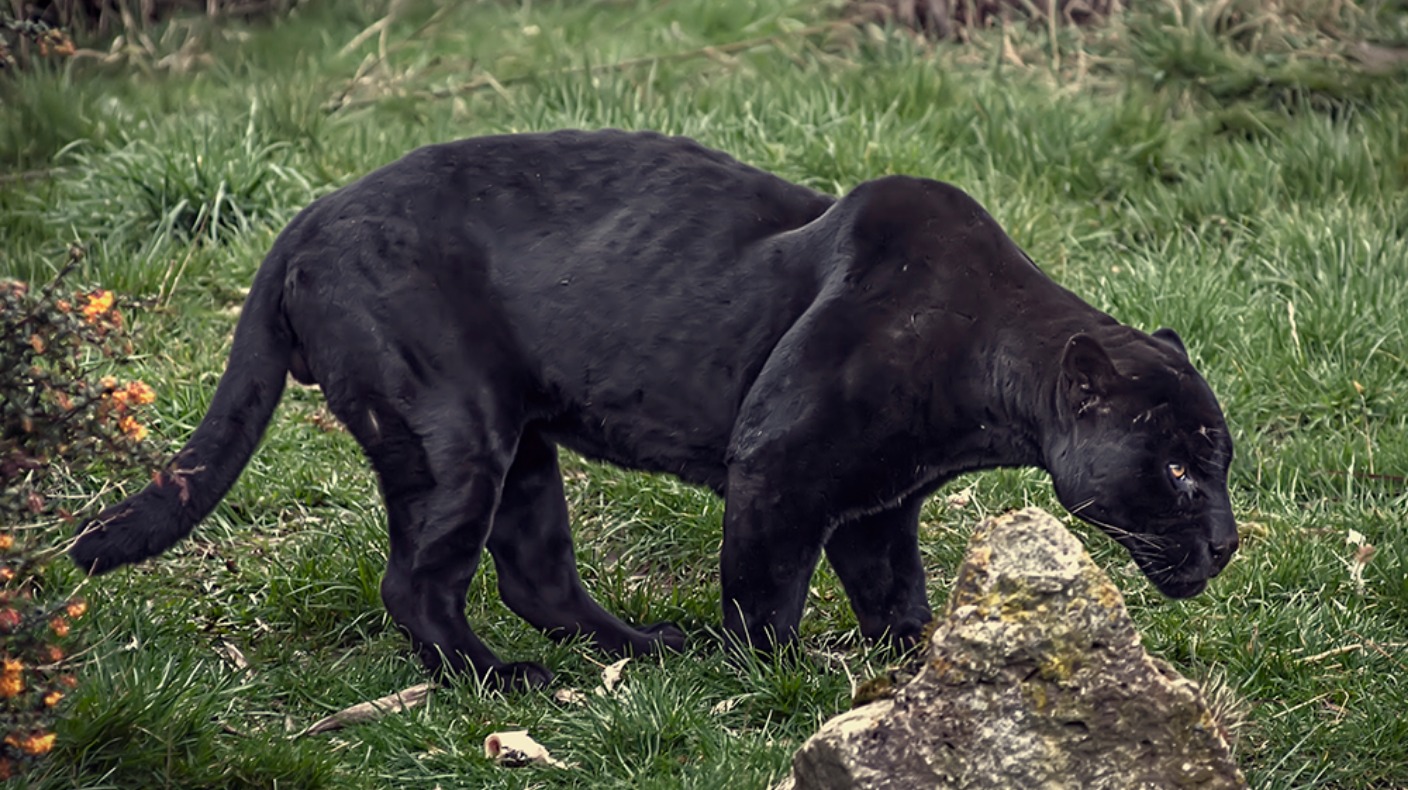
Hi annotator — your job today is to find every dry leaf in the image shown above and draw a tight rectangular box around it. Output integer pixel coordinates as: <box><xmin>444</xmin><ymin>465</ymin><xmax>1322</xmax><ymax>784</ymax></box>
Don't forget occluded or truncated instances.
<box><xmin>215</xmin><ymin>640</ymin><xmax>250</xmax><ymax>673</ymax></box>
<box><xmin>484</xmin><ymin>729</ymin><xmax>569</xmax><ymax>769</ymax></box>
<box><xmin>297</xmin><ymin>683</ymin><xmax>436</xmax><ymax>737</ymax></box>
<box><xmin>1345</xmin><ymin>529</ymin><xmax>1376</xmax><ymax>593</ymax></box>
<box><xmin>594</xmin><ymin>657</ymin><xmax>630</xmax><ymax>696</ymax></box>
<box><xmin>710</xmin><ymin>697</ymin><xmax>740</xmax><ymax>716</ymax></box>
<box><xmin>945</xmin><ymin>485</ymin><xmax>974</xmax><ymax>509</ymax></box>
<box><xmin>553</xmin><ymin>687</ymin><xmax>587</xmax><ymax>706</ymax></box>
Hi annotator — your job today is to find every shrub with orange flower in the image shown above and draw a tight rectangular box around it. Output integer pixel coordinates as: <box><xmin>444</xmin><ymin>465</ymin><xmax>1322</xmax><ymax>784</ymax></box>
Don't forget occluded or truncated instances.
<box><xmin>1</xmin><ymin>15</ymin><xmax>76</xmax><ymax>70</ymax></box>
<box><xmin>1</xmin><ymin>247</ymin><xmax>161</xmax><ymax>776</ymax></box>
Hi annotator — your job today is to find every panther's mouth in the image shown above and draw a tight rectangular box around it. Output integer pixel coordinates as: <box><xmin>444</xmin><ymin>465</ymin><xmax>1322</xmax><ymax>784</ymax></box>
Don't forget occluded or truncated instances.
<box><xmin>1061</xmin><ymin>501</ymin><xmax>1232</xmax><ymax>599</ymax></box>
<box><xmin>1127</xmin><ymin>543</ymin><xmax>1217</xmax><ymax>599</ymax></box>
<box><xmin>1148</xmin><ymin>574</ymin><xmax>1208</xmax><ymax>599</ymax></box>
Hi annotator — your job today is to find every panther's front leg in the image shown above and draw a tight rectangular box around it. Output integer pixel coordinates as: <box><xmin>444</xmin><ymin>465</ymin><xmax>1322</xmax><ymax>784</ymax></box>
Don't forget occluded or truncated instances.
<box><xmin>719</xmin><ymin>288</ymin><xmax>931</xmax><ymax>652</ymax></box>
<box><xmin>824</xmin><ymin>494</ymin><xmax>933</xmax><ymax>649</ymax></box>
<box><xmin>719</xmin><ymin>465</ymin><xmax>830</xmax><ymax>653</ymax></box>
<box><xmin>719</xmin><ymin>469</ymin><xmax>936</xmax><ymax>653</ymax></box>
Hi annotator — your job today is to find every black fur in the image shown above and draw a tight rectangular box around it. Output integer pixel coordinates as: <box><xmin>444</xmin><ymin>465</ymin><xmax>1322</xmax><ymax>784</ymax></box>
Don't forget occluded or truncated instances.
<box><xmin>71</xmin><ymin>130</ymin><xmax>1237</xmax><ymax>689</ymax></box>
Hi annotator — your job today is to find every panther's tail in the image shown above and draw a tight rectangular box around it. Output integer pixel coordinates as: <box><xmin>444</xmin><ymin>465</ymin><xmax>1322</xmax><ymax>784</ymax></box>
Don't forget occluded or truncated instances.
<box><xmin>70</xmin><ymin>260</ymin><xmax>293</xmax><ymax>575</ymax></box>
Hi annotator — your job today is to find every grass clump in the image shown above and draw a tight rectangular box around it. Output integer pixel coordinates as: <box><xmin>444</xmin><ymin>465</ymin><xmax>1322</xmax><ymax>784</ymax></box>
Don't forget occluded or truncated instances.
<box><xmin>55</xmin><ymin>111</ymin><xmax>314</xmax><ymax>249</ymax></box>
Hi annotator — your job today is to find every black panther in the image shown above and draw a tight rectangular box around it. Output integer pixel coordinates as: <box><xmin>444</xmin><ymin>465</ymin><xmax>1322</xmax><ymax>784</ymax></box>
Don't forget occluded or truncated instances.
<box><xmin>71</xmin><ymin>129</ymin><xmax>1238</xmax><ymax>690</ymax></box>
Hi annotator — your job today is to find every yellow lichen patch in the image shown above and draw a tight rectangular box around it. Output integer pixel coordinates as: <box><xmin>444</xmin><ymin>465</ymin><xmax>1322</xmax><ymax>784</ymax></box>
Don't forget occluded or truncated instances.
<box><xmin>1023</xmin><ymin>681</ymin><xmax>1050</xmax><ymax>712</ymax></box>
<box><xmin>852</xmin><ymin>676</ymin><xmax>896</xmax><ymax>707</ymax></box>
<box><xmin>1037</xmin><ymin>651</ymin><xmax>1080</xmax><ymax>683</ymax></box>
<box><xmin>1091</xmin><ymin>571</ymin><xmax>1126</xmax><ymax>614</ymax></box>
<box><xmin>997</xmin><ymin>589</ymin><xmax>1043</xmax><ymax>623</ymax></box>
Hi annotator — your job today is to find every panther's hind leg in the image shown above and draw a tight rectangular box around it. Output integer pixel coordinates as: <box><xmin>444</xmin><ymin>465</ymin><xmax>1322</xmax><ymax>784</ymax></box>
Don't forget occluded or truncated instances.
<box><xmin>341</xmin><ymin>389</ymin><xmax>551</xmax><ymax>691</ymax></box>
<box><xmin>824</xmin><ymin>495</ymin><xmax>933</xmax><ymax>650</ymax></box>
<box><xmin>487</xmin><ymin>430</ymin><xmax>686</xmax><ymax>656</ymax></box>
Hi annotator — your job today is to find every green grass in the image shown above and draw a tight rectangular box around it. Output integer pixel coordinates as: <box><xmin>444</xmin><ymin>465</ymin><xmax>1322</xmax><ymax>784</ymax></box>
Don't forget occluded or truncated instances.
<box><xmin>3</xmin><ymin>0</ymin><xmax>1407</xmax><ymax>787</ymax></box>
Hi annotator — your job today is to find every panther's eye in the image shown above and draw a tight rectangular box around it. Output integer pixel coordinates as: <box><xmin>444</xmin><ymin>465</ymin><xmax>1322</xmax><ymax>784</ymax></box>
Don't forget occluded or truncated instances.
<box><xmin>1167</xmin><ymin>463</ymin><xmax>1195</xmax><ymax>494</ymax></box>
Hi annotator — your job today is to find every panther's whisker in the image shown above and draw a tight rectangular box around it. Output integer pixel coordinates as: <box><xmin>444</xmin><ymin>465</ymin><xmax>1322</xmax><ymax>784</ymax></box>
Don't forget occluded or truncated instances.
<box><xmin>1068</xmin><ymin>498</ymin><xmax>1097</xmax><ymax>515</ymax></box>
<box><xmin>1078</xmin><ymin>509</ymin><xmax>1168</xmax><ymax>550</ymax></box>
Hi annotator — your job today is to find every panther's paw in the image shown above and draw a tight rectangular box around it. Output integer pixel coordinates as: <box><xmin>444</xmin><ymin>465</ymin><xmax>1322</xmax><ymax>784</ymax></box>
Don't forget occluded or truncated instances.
<box><xmin>640</xmin><ymin>621</ymin><xmax>687</xmax><ymax>653</ymax></box>
<box><xmin>885</xmin><ymin>616</ymin><xmax>933</xmax><ymax>653</ymax></box>
<box><xmin>484</xmin><ymin>661</ymin><xmax>554</xmax><ymax>693</ymax></box>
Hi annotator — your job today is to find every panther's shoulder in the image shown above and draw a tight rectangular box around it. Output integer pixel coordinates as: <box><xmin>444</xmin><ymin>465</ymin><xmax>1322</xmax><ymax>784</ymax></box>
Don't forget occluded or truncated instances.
<box><xmin>821</xmin><ymin>175</ymin><xmax>1041</xmax><ymax>290</ymax></box>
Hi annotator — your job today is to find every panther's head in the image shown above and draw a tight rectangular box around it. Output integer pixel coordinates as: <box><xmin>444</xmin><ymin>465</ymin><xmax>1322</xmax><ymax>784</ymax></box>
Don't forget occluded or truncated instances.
<box><xmin>1044</xmin><ymin>327</ymin><xmax>1237</xmax><ymax>598</ymax></box>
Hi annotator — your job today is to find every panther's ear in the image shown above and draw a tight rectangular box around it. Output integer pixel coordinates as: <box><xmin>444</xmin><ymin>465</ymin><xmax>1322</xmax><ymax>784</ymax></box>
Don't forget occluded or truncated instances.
<box><xmin>1061</xmin><ymin>334</ymin><xmax>1122</xmax><ymax>399</ymax></box>
<box><xmin>1152</xmin><ymin>327</ymin><xmax>1188</xmax><ymax>358</ymax></box>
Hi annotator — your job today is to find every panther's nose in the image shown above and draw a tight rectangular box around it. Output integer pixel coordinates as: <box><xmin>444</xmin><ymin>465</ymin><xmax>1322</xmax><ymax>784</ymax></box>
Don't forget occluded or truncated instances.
<box><xmin>1208</xmin><ymin>535</ymin><xmax>1239</xmax><ymax>572</ymax></box>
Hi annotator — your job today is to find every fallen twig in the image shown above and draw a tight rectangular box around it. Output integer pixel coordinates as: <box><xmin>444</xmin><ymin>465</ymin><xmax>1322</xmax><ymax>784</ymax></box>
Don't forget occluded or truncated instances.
<box><xmin>1347</xmin><ymin>631</ymin><xmax>1408</xmax><ymax>674</ymax></box>
<box><xmin>1297</xmin><ymin>643</ymin><xmax>1363</xmax><ymax>664</ymax></box>
<box><xmin>1324</xmin><ymin>469</ymin><xmax>1407</xmax><ymax>484</ymax></box>
<box><xmin>296</xmin><ymin>682</ymin><xmax>437</xmax><ymax>736</ymax></box>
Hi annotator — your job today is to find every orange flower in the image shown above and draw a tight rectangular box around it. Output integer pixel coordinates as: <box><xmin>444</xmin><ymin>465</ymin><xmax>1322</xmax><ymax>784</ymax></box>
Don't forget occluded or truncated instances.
<box><xmin>83</xmin><ymin>290</ymin><xmax>114</xmax><ymax>322</ymax></box>
<box><xmin>27</xmin><ymin>334</ymin><xmax>44</xmax><ymax>353</ymax></box>
<box><xmin>0</xmin><ymin>567</ymin><xmax>12</xmax><ymax>583</ymax></box>
<box><xmin>58</xmin><ymin>674</ymin><xmax>77</xmax><ymax>689</ymax></box>
<box><xmin>111</xmin><ymin>380</ymin><xmax>156</xmax><ymax>410</ymax></box>
<box><xmin>0</xmin><ymin>609</ymin><xmax>19</xmax><ymax>632</ymax></box>
<box><xmin>119</xmin><ymin>415</ymin><xmax>148</xmax><ymax>442</ymax></box>
<box><xmin>126</xmin><ymin>381</ymin><xmax>156</xmax><ymax>405</ymax></box>
<box><xmin>0</xmin><ymin>534</ymin><xmax>10</xmax><ymax>551</ymax></box>
<box><xmin>11</xmin><ymin>732</ymin><xmax>55</xmax><ymax>756</ymax></box>
<box><xmin>43</xmin><ymin>690</ymin><xmax>63</xmax><ymax>708</ymax></box>
<box><xmin>49</xmin><ymin>616</ymin><xmax>69</xmax><ymax>638</ymax></box>
<box><xmin>66</xmin><ymin>599</ymin><xmax>87</xmax><ymax>619</ymax></box>
<box><xmin>55</xmin><ymin>298</ymin><xmax>71</xmax><ymax>313</ymax></box>
<box><xmin>43</xmin><ymin>645</ymin><xmax>64</xmax><ymax>663</ymax></box>
<box><xmin>99</xmin><ymin>375</ymin><xmax>117</xmax><ymax>391</ymax></box>
<box><xmin>0</xmin><ymin>659</ymin><xmax>23</xmax><ymax>699</ymax></box>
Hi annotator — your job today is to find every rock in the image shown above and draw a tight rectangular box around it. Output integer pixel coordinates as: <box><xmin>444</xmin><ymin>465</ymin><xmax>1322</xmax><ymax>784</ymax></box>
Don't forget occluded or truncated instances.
<box><xmin>778</xmin><ymin>507</ymin><xmax>1246</xmax><ymax>790</ymax></box>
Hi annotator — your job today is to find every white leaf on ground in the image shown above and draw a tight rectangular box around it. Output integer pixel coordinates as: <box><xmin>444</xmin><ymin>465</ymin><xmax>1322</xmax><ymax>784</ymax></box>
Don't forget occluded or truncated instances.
<box><xmin>215</xmin><ymin>640</ymin><xmax>250</xmax><ymax>673</ymax></box>
<box><xmin>945</xmin><ymin>485</ymin><xmax>975</xmax><ymax>509</ymax></box>
<box><xmin>553</xmin><ymin>687</ymin><xmax>587</xmax><ymax>706</ymax></box>
<box><xmin>594</xmin><ymin>656</ymin><xmax>630</xmax><ymax>696</ymax></box>
<box><xmin>1344</xmin><ymin>529</ymin><xmax>1376</xmax><ymax>593</ymax></box>
<box><xmin>297</xmin><ymin>682</ymin><xmax>436</xmax><ymax>737</ymax></box>
<box><xmin>710</xmin><ymin>696</ymin><xmax>740</xmax><ymax>716</ymax></box>
<box><xmin>484</xmin><ymin>729</ymin><xmax>569</xmax><ymax>769</ymax></box>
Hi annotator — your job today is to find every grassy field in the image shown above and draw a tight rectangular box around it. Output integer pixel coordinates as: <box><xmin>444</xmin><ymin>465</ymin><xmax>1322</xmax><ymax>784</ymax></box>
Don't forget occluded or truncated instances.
<box><xmin>3</xmin><ymin>0</ymin><xmax>1407</xmax><ymax>787</ymax></box>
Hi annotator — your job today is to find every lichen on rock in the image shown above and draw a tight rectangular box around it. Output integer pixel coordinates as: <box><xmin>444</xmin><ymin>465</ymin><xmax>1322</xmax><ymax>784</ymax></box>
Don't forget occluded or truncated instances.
<box><xmin>777</xmin><ymin>507</ymin><xmax>1247</xmax><ymax>790</ymax></box>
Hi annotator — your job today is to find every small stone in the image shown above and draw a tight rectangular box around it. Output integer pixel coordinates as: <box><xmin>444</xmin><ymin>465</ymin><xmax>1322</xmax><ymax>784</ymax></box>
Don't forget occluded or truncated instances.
<box><xmin>779</xmin><ymin>507</ymin><xmax>1247</xmax><ymax>790</ymax></box>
